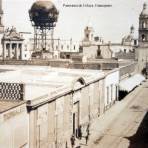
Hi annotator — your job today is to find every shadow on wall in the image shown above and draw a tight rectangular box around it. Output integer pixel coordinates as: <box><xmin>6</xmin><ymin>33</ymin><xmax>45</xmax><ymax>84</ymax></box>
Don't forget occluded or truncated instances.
<box><xmin>119</xmin><ymin>86</ymin><xmax>138</xmax><ymax>101</ymax></box>
<box><xmin>125</xmin><ymin>112</ymin><xmax>148</xmax><ymax>148</ymax></box>
<box><xmin>119</xmin><ymin>90</ymin><xmax>128</xmax><ymax>101</ymax></box>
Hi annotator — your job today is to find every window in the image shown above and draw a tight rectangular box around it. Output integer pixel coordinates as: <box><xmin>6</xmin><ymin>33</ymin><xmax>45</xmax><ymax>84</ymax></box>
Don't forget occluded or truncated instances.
<box><xmin>66</xmin><ymin>55</ymin><xmax>70</xmax><ymax>59</ymax></box>
<box><xmin>74</xmin><ymin>45</ymin><xmax>76</xmax><ymax>50</ymax></box>
<box><xmin>12</xmin><ymin>43</ymin><xmax>17</xmax><ymax>49</ymax></box>
<box><xmin>116</xmin><ymin>85</ymin><xmax>118</xmax><ymax>101</ymax></box>
<box><xmin>67</xmin><ymin>45</ymin><xmax>69</xmax><ymax>50</ymax></box>
<box><xmin>107</xmin><ymin>87</ymin><xmax>109</xmax><ymax>105</ymax></box>
<box><xmin>86</xmin><ymin>34</ymin><xmax>89</xmax><ymax>39</ymax></box>
<box><xmin>6</xmin><ymin>43</ymin><xmax>10</xmax><ymax>49</ymax></box>
<box><xmin>142</xmin><ymin>34</ymin><xmax>146</xmax><ymax>41</ymax></box>
<box><xmin>73</xmin><ymin>113</ymin><xmax>75</xmax><ymax>134</ymax></box>
<box><xmin>19</xmin><ymin>44</ymin><xmax>22</xmax><ymax>49</ymax></box>
<box><xmin>61</xmin><ymin>45</ymin><xmax>63</xmax><ymax>50</ymax></box>
<box><xmin>97</xmin><ymin>49</ymin><xmax>101</xmax><ymax>56</ymax></box>
<box><xmin>91</xmin><ymin>34</ymin><xmax>93</xmax><ymax>40</ymax></box>
<box><xmin>142</xmin><ymin>21</ymin><xmax>146</xmax><ymax>28</ymax></box>
<box><xmin>134</xmin><ymin>40</ymin><xmax>137</xmax><ymax>46</ymax></box>
<box><xmin>111</xmin><ymin>85</ymin><xmax>113</xmax><ymax>101</ymax></box>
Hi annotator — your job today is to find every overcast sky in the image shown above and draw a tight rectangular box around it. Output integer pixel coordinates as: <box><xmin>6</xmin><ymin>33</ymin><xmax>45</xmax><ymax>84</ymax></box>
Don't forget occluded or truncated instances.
<box><xmin>3</xmin><ymin>0</ymin><xmax>147</xmax><ymax>42</ymax></box>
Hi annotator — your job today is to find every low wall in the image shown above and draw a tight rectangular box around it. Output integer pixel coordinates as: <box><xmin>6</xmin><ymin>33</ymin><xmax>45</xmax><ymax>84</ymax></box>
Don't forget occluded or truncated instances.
<box><xmin>119</xmin><ymin>62</ymin><xmax>137</xmax><ymax>79</ymax></box>
<box><xmin>0</xmin><ymin>59</ymin><xmax>118</xmax><ymax>70</ymax></box>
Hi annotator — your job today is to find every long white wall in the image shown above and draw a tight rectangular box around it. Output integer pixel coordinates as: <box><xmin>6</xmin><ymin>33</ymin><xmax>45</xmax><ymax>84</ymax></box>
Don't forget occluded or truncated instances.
<box><xmin>104</xmin><ymin>70</ymin><xmax>119</xmax><ymax>109</ymax></box>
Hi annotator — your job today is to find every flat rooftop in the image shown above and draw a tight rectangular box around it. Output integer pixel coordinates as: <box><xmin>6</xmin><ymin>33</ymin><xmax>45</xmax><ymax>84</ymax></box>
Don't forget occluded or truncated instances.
<box><xmin>0</xmin><ymin>65</ymin><xmax>104</xmax><ymax>84</ymax></box>
<box><xmin>0</xmin><ymin>65</ymin><xmax>105</xmax><ymax>106</ymax></box>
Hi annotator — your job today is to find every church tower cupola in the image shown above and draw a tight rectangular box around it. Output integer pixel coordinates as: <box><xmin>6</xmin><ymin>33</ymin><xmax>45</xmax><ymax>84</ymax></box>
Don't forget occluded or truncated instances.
<box><xmin>141</xmin><ymin>3</ymin><xmax>148</xmax><ymax>16</ymax></box>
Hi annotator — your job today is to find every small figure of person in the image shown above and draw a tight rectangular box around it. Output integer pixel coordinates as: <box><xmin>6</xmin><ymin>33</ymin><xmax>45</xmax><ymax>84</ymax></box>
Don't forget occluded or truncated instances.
<box><xmin>85</xmin><ymin>124</ymin><xmax>90</xmax><ymax>145</ymax></box>
<box><xmin>85</xmin><ymin>134</ymin><xmax>89</xmax><ymax>145</ymax></box>
<box><xmin>86</xmin><ymin>124</ymin><xmax>90</xmax><ymax>136</ymax></box>
<box><xmin>65</xmin><ymin>141</ymin><xmax>68</xmax><ymax>148</ymax></box>
<box><xmin>70</xmin><ymin>134</ymin><xmax>75</xmax><ymax>148</ymax></box>
<box><xmin>77</xmin><ymin>125</ymin><xmax>82</xmax><ymax>140</ymax></box>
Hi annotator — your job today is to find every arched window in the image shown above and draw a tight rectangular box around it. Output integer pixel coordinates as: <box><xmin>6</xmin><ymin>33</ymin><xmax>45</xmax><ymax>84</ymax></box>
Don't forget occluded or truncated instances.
<box><xmin>142</xmin><ymin>21</ymin><xmax>146</xmax><ymax>28</ymax></box>
<box><xmin>86</xmin><ymin>33</ymin><xmax>89</xmax><ymax>39</ymax></box>
<box><xmin>142</xmin><ymin>34</ymin><xmax>146</xmax><ymax>41</ymax></box>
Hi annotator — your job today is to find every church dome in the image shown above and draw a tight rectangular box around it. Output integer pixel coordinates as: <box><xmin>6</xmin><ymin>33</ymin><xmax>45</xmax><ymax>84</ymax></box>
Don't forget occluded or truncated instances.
<box><xmin>140</xmin><ymin>3</ymin><xmax>148</xmax><ymax>16</ymax></box>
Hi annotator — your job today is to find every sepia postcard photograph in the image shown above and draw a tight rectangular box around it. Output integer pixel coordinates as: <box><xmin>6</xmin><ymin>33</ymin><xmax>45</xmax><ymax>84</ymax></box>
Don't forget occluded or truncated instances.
<box><xmin>0</xmin><ymin>0</ymin><xmax>148</xmax><ymax>148</ymax></box>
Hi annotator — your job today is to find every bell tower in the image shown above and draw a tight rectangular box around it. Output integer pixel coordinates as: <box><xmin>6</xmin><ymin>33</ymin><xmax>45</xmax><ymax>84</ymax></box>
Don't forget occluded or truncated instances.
<box><xmin>138</xmin><ymin>3</ymin><xmax>148</xmax><ymax>47</ymax></box>
<box><xmin>130</xmin><ymin>25</ymin><xmax>134</xmax><ymax>37</ymax></box>
<box><xmin>0</xmin><ymin>0</ymin><xmax>4</xmax><ymax>33</ymax></box>
<box><xmin>84</xmin><ymin>26</ymin><xmax>94</xmax><ymax>42</ymax></box>
<box><xmin>136</xmin><ymin>3</ymin><xmax>148</xmax><ymax>72</ymax></box>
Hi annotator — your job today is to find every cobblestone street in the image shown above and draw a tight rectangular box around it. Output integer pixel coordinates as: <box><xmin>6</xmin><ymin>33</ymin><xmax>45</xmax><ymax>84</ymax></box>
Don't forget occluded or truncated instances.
<box><xmin>85</xmin><ymin>80</ymin><xmax>148</xmax><ymax>148</ymax></box>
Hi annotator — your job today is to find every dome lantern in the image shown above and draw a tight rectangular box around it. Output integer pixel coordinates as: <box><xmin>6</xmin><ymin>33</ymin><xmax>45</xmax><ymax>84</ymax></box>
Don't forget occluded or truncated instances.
<box><xmin>140</xmin><ymin>2</ymin><xmax>148</xmax><ymax>16</ymax></box>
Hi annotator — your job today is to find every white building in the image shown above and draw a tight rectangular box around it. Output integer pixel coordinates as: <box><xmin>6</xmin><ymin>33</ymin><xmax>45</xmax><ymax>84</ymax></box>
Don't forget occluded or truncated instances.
<box><xmin>1</xmin><ymin>27</ymin><xmax>31</xmax><ymax>60</ymax></box>
<box><xmin>29</xmin><ymin>38</ymin><xmax>80</xmax><ymax>59</ymax></box>
<box><xmin>0</xmin><ymin>65</ymin><xmax>119</xmax><ymax>148</ymax></box>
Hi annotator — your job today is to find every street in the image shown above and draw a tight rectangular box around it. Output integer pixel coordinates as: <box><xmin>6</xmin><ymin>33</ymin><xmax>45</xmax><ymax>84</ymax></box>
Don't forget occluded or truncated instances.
<box><xmin>89</xmin><ymin>80</ymin><xmax>148</xmax><ymax>148</ymax></box>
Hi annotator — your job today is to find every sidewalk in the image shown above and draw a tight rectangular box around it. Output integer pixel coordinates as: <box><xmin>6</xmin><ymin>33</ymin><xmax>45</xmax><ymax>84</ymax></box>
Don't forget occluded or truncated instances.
<box><xmin>82</xmin><ymin>81</ymin><xmax>145</xmax><ymax>148</ymax></box>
